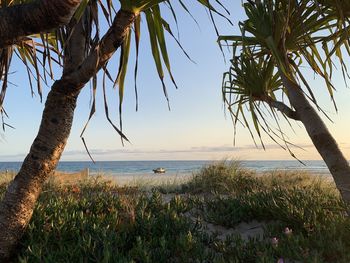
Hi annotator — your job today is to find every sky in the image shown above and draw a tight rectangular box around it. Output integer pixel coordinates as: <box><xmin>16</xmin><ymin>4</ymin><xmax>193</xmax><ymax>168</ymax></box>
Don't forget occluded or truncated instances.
<box><xmin>0</xmin><ymin>1</ymin><xmax>350</xmax><ymax>162</ymax></box>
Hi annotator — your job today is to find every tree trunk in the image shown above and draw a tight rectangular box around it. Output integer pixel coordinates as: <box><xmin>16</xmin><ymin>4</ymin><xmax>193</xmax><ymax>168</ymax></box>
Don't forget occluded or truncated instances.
<box><xmin>0</xmin><ymin>11</ymin><xmax>86</xmax><ymax>260</ymax></box>
<box><xmin>0</xmin><ymin>0</ymin><xmax>81</xmax><ymax>48</ymax></box>
<box><xmin>0</xmin><ymin>9</ymin><xmax>136</xmax><ymax>260</ymax></box>
<box><xmin>0</xmin><ymin>87</ymin><xmax>80</xmax><ymax>260</ymax></box>
<box><xmin>280</xmin><ymin>71</ymin><xmax>350</xmax><ymax>203</ymax></box>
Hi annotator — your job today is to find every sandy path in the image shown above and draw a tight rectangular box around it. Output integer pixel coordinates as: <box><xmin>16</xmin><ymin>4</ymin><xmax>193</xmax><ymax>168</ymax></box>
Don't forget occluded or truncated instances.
<box><xmin>160</xmin><ymin>193</ymin><xmax>268</xmax><ymax>242</ymax></box>
<box><xmin>99</xmin><ymin>173</ymin><xmax>193</xmax><ymax>188</ymax></box>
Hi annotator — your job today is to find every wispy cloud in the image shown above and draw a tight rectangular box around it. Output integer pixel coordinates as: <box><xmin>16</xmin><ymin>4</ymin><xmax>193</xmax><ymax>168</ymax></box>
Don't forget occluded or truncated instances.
<box><xmin>59</xmin><ymin>143</ymin><xmax>315</xmax><ymax>157</ymax></box>
<box><xmin>61</xmin><ymin>145</ymin><xmax>267</xmax><ymax>156</ymax></box>
<box><xmin>0</xmin><ymin>143</ymin><xmax>318</xmax><ymax>161</ymax></box>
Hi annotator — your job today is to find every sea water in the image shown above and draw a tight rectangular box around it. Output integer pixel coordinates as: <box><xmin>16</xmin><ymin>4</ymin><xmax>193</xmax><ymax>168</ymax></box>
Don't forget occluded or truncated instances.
<box><xmin>0</xmin><ymin>160</ymin><xmax>331</xmax><ymax>176</ymax></box>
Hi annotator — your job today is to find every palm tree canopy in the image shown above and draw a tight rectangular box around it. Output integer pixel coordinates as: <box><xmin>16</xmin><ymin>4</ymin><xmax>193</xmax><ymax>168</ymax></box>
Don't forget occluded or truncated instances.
<box><xmin>220</xmin><ymin>0</ymin><xmax>350</xmax><ymax>157</ymax></box>
<box><xmin>0</xmin><ymin>0</ymin><xmax>229</xmax><ymax>141</ymax></box>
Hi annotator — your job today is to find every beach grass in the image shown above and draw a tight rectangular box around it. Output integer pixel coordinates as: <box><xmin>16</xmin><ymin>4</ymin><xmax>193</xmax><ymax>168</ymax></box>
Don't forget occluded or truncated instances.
<box><xmin>0</xmin><ymin>169</ymin><xmax>16</xmax><ymax>185</ymax></box>
<box><xmin>1</xmin><ymin>162</ymin><xmax>349</xmax><ymax>262</ymax></box>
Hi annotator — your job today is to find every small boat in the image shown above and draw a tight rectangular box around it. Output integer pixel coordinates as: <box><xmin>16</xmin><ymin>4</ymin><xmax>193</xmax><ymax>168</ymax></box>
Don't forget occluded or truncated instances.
<box><xmin>153</xmin><ymin>167</ymin><xmax>166</xmax><ymax>174</ymax></box>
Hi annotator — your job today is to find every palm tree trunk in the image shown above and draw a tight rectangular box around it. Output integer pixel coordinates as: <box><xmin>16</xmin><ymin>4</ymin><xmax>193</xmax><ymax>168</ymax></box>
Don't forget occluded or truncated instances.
<box><xmin>0</xmin><ymin>9</ymin><xmax>136</xmax><ymax>260</ymax></box>
<box><xmin>0</xmin><ymin>13</ymin><xmax>86</xmax><ymax>258</ymax></box>
<box><xmin>280</xmin><ymin>71</ymin><xmax>350</xmax><ymax>203</ymax></box>
<box><xmin>0</xmin><ymin>0</ymin><xmax>81</xmax><ymax>48</ymax></box>
<box><xmin>0</xmin><ymin>87</ymin><xmax>79</xmax><ymax>260</ymax></box>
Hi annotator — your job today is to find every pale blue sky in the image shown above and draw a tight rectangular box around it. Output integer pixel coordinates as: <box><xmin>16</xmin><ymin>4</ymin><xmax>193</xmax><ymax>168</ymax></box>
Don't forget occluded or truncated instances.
<box><xmin>0</xmin><ymin>1</ymin><xmax>349</xmax><ymax>161</ymax></box>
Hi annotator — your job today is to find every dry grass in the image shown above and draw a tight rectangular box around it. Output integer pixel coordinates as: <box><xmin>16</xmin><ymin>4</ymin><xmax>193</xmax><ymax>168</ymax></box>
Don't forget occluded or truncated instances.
<box><xmin>1</xmin><ymin>162</ymin><xmax>349</xmax><ymax>262</ymax></box>
<box><xmin>0</xmin><ymin>170</ymin><xmax>16</xmax><ymax>185</ymax></box>
<box><xmin>47</xmin><ymin>169</ymin><xmax>90</xmax><ymax>185</ymax></box>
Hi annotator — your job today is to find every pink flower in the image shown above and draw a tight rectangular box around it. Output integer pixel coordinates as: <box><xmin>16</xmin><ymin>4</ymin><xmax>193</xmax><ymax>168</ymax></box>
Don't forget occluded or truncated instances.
<box><xmin>283</xmin><ymin>227</ymin><xmax>293</xmax><ymax>236</ymax></box>
<box><xmin>271</xmin><ymin>237</ymin><xmax>279</xmax><ymax>247</ymax></box>
<box><xmin>277</xmin><ymin>258</ymin><xmax>284</xmax><ymax>263</ymax></box>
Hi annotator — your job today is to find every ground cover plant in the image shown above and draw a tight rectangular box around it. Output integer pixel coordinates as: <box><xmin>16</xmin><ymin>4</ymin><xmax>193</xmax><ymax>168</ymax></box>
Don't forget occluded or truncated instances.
<box><xmin>0</xmin><ymin>0</ymin><xmax>230</xmax><ymax>257</ymax></box>
<box><xmin>220</xmin><ymin>0</ymin><xmax>350</xmax><ymax>207</ymax></box>
<box><xmin>1</xmin><ymin>162</ymin><xmax>349</xmax><ymax>262</ymax></box>
<box><xmin>2</xmin><ymin>0</ymin><xmax>350</xmax><ymax>259</ymax></box>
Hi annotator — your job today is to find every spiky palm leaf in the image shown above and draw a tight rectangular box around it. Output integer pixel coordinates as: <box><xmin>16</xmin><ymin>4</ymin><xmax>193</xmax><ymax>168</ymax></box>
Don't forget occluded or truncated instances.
<box><xmin>0</xmin><ymin>0</ymin><xmax>98</xmax><ymax>130</ymax></box>
<box><xmin>82</xmin><ymin>0</ymin><xmax>229</xmax><ymax>149</ymax></box>
<box><xmin>0</xmin><ymin>0</ymin><xmax>229</xmax><ymax>156</ymax></box>
<box><xmin>313</xmin><ymin>0</ymin><xmax>350</xmax><ymax>84</ymax></box>
<box><xmin>220</xmin><ymin>0</ymin><xmax>338</xmax><ymax>106</ymax></box>
<box><xmin>222</xmin><ymin>52</ymin><xmax>300</xmax><ymax>154</ymax></box>
<box><xmin>220</xmin><ymin>0</ymin><xmax>349</xmax><ymax>157</ymax></box>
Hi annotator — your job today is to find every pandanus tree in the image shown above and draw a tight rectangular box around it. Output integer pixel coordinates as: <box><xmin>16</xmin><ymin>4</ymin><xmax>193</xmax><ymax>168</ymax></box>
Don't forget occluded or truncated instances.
<box><xmin>0</xmin><ymin>0</ymin><xmax>228</xmax><ymax>259</ymax></box>
<box><xmin>220</xmin><ymin>0</ymin><xmax>350</xmax><ymax>204</ymax></box>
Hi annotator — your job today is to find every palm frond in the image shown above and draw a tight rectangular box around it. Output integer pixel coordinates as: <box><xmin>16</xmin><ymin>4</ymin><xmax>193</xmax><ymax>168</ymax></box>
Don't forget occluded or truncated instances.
<box><xmin>219</xmin><ymin>0</ymin><xmax>344</xmax><ymax>111</ymax></box>
<box><xmin>0</xmin><ymin>0</ymin><xmax>230</xmax><ymax>158</ymax></box>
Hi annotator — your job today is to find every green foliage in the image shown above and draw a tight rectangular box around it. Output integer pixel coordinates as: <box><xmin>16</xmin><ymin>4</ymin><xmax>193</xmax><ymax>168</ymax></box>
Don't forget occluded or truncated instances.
<box><xmin>204</xmin><ymin>184</ymin><xmax>344</xmax><ymax>227</ymax></box>
<box><xmin>119</xmin><ymin>0</ymin><xmax>164</xmax><ymax>13</ymax></box>
<box><xmin>1</xmin><ymin>164</ymin><xmax>348</xmax><ymax>262</ymax></box>
<box><xmin>222</xmin><ymin>54</ymin><xmax>286</xmax><ymax>148</ymax></box>
<box><xmin>0</xmin><ymin>0</ymin><xmax>229</xmax><ymax>145</ymax></box>
<box><xmin>181</xmin><ymin>161</ymin><xmax>261</xmax><ymax>194</ymax></box>
<box><xmin>220</xmin><ymin>0</ymin><xmax>350</xmax><ymax>156</ymax></box>
<box><xmin>16</xmin><ymin>184</ymin><xmax>205</xmax><ymax>262</ymax></box>
<box><xmin>185</xmin><ymin>162</ymin><xmax>350</xmax><ymax>262</ymax></box>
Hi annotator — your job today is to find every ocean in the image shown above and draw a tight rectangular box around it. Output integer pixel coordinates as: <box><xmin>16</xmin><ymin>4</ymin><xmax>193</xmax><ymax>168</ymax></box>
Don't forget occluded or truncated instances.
<box><xmin>0</xmin><ymin>160</ymin><xmax>332</xmax><ymax>176</ymax></box>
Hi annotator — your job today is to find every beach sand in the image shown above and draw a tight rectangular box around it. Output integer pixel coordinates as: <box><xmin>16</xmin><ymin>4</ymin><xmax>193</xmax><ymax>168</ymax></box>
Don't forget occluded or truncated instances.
<box><xmin>50</xmin><ymin>169</ymin><xmax>193</xmax><ymax>188</ymax></box>
<box><xmin>100</xmin><ymin>172</ymin><xmax>193</xmax><ymax>188</ymax></box>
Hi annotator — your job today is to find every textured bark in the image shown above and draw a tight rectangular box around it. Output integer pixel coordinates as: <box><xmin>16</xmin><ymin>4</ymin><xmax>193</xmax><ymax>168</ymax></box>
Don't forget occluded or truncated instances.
<box><xmin>0</xmin><ymin>13</ymin><xmax>86</xmax><ymax>260</ymax></box>
<box><xmin>0</xmin><ymin>88</ymin><xmax>79</xmax><ymax>260</ymax></box>
<box><xmin>0</xmin><ymin>9</ymin><xmax>136</xmax><ymax>260</ymax></box>
<box><xmin>47</xmin><ymin>10</ymin><xmax>136</xmax><ymax>95</ymax></box>
<box><xmin>69</xmin><ymin>9</ymin><xmax>137</xmax><ymax>87</ymax></box>
<box><xmin>0</xmin><ymin>0</ymin><xmax>81</xmax><ymax>48</ymax></box>
<box><xmin>98</xmin><ymin>10</ymin><xmax>137</xmax><ymax>68</ymax></box>
<box><xmin>280</xmin><ymin>71</ymin><xmax>350</xmax><ymax>203</ymax></box>
<box><xmin>261</xmin><ymin>95</ymin><xmax>300</xmax><ymax>121</ymax></box>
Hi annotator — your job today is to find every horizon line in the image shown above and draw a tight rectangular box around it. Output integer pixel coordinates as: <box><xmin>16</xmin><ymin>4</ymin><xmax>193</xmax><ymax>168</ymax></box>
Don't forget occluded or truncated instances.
<box><xmin>0</xmin><ymin>159</ymin><xmax>329</xmax><ymax>163</ymax></box>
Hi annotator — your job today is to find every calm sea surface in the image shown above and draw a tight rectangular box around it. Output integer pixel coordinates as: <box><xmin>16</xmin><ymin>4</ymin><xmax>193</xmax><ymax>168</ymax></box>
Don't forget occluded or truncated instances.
<box><xmin>0</xmin><ymin>160</ymin><xmax>333</xmax><ymax>176</ymax></box>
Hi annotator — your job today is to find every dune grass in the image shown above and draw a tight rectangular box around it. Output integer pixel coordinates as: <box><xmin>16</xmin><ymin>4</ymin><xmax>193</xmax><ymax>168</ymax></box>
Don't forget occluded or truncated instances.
<box><xmin>0</xmin><ymin>170</ymin><xmax>16</xmax><ymax>185</ymax></box>
<box><xmin>0</xmin><ymin>162</ymin><xmax>349</xmax><ymax>262</ymax></box>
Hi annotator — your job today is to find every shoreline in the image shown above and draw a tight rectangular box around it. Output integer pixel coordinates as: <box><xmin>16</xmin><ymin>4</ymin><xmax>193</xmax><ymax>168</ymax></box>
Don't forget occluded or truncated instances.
<box><xmin>0</xmin><ymin>160</ymin><xmax>334</xmax><ymax>174</ymax></box>
<box><xmin>1</xmin><ymin>168</ymin><xmax>332</xmax><ymax>185</ymax></box>
<box><xmin>49</xmin><ymin>168</ymin><xmax>333</xmax><ymax>188</ymax></box>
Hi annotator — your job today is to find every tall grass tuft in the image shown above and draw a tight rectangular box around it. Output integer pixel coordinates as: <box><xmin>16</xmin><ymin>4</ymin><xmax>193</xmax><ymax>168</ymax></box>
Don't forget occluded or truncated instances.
<box><xmin>0</xmin><ymin>163</ymin><xmax>349</xmax><ymax>262</ymax></box>
<box><xmin>181</xmin><ymin>160</ymin><xmax>261</xmax><ymax>194</ymax></box>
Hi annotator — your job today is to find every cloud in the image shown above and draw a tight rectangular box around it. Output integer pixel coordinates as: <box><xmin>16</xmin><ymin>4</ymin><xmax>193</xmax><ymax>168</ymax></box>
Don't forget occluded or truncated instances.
<box><xmin>63</xmin><ymin>143</ymin><xmax>315</xmax><ymax>156</ymax></box>
<box><xmin>61</xmin><ymin>145</ymin><xmax>246</xmax><ymax>156</ymax></box>
<box><xmin>0</xmin><ymin>153</ymin><xmax>27</xmax><ymax>159</ymax></box>
<box><xmin>0</xmin><ymin>143</ymin><xmax>317</xmax><ymax>161</ymax></box>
